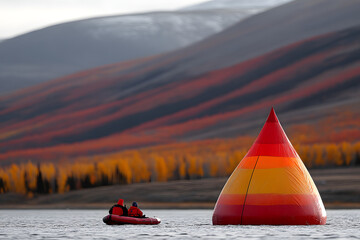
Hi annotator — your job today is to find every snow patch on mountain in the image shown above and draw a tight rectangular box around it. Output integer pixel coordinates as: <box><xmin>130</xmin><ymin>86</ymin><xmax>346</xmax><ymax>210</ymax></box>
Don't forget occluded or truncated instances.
<box><xmin>184</xmin><ymin>0</ymin><xmax>293</xmax><ymax>11</ymax></box>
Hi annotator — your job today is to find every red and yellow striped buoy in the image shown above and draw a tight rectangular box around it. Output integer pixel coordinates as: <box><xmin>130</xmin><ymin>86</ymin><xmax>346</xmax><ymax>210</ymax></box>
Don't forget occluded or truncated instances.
<box><xmin>212</xmin><ymin>108</ymin><xmax>326</xmax><ymax>225</ymax></box>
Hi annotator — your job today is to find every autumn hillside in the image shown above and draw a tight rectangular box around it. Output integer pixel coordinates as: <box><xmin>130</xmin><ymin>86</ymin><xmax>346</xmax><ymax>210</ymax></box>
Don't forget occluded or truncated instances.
<box><xmin>1</xmin><ymin>23</ymin><xmax>360</xmax><ymax>164</ymax></box>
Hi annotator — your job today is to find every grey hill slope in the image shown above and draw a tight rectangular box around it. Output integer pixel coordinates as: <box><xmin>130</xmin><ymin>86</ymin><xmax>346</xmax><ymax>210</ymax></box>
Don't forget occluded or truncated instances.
<box><xmin>0</xmin><ymin>0</ymin><xmax>289</xmax><ymax>95</ymax></box>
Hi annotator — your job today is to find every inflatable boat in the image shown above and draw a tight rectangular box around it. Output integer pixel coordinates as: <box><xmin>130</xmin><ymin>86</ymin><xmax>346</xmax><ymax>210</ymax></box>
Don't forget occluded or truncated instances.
<box><xmin>103</xmin><ymin>214</ymin><xmax>161</xmax><ymax>225</ymax></box>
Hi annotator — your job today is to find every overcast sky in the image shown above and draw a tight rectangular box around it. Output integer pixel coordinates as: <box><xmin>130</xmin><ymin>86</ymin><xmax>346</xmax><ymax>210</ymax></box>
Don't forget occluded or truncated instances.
<box><xmin>0</xmin><ymin>0</ymin><xmax>208</xmax><ymax>39</ymax></box>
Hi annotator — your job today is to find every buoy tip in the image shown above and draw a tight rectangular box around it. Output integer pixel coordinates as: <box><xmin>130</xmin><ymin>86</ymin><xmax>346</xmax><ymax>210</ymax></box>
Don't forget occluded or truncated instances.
<box><xmin>266</xmin><ymin>107</ymin><xmax>278</xmax><ymax>123</ymax></box>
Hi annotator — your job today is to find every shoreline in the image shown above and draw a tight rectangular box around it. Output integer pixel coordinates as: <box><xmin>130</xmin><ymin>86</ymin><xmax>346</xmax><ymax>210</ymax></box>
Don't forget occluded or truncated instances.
<box><xmin>1</xmin><ymin>168</ymin><xmax>359</xmax><ymax>210</ymax></box>
<box><xmin>2</xmin><ymin>202</ymin><xmax>360</xmax><ymax>210</ymax></box>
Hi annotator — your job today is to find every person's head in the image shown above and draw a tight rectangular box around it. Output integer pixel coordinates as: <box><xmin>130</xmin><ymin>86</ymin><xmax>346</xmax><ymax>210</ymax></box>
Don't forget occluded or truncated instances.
<box><xmin>132</xmin><ymin>202</ymin><xmax>137</xmax><ymax>207</ymax></box>
<box><xmin>117</xmin><ymin>199</ymin><xmax>124</xmax><ymax>206</ymax></box>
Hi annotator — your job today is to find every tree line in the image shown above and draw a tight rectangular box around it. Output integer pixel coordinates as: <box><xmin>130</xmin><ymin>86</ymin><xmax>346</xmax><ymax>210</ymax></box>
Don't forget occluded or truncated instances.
<box><xmin>1</xmin><ymin>139</ymin><xmax>359</xmax><ymax>196</ymax></box>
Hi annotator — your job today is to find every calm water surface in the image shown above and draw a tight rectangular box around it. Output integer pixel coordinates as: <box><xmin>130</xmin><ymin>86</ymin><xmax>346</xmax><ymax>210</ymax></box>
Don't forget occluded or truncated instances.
<box><xmin>1</xmin><ymin>209</ymin><xmax>359</xmax><ymax>239</ymax></box>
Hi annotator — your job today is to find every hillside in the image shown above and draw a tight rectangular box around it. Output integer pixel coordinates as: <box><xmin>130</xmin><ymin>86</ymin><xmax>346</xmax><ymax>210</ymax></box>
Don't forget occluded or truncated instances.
<box><xmin>0</xmin><ymin>10</ymin><xmax>249</xmax><ymax>95</ymax></box>
<box><xmin>0</xmin><ymin>0</ymin><xmax>360</xmax><ymax>165</ymax></box>
<box><xmin>0</xmin><ymin>0</ymin><xmax>294</xmax><ymax>95</ymax></box>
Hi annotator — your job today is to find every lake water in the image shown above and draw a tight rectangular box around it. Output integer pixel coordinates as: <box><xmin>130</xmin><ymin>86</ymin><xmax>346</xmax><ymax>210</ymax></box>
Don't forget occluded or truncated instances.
<box><xmin>0</xmin><ymin>209</ymin><xmax>359</xmax><ymax>239</ymax></box>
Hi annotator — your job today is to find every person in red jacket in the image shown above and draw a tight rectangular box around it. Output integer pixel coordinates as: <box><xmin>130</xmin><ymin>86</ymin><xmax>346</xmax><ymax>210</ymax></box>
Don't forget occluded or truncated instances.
<box><xmin>109</xmin><ymin>199</ymin><xmax>128</xmax><ymax>216</ymax></box>
<box><xmin>128</xmin><ymin>202</ymin><xmax>145</xmax><ymax>218</ymax></box>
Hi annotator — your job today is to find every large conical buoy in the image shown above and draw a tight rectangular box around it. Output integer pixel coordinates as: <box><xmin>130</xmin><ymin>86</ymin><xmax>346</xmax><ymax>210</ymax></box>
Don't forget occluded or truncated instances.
<box><xmin>212</xmin><ymin>108</ymin><xmax>326</xmax><ymax>225</ymax></box>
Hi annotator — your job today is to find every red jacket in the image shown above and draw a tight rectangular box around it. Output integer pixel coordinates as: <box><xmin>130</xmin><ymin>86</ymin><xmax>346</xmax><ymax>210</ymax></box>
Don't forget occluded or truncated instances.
<box><xmin>111</xmin><ymin>206</ymin><xmax>124</xmax><ymax>216</ymax></box>
<box><xmin>128</xmin><ymin>206</ymin><xmax>143</xmax><ymax>217</ymax></box>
